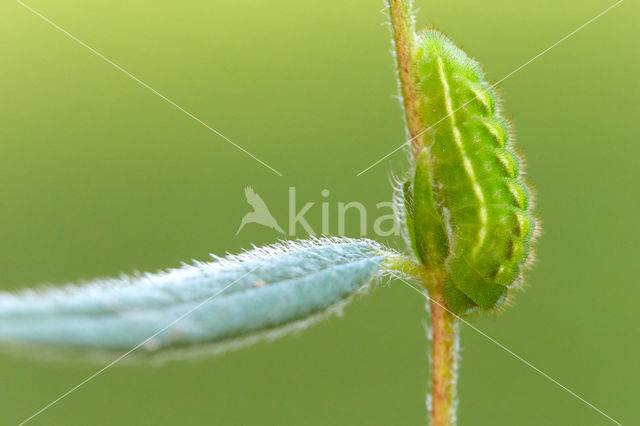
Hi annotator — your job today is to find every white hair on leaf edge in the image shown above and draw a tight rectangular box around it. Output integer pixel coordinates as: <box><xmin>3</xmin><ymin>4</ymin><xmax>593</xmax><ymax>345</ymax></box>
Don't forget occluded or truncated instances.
<box><xmin>0</xmin><ymin>237</ymin><xmax>399</xmax><ymax>363</ymax></box>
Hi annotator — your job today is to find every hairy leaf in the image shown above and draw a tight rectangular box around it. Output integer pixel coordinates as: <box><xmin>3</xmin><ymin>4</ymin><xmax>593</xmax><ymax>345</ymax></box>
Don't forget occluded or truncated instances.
<box><xmin>0</xmin><ymin>238</ymin><xmax>392</xmax><ymax>359</ymax></box>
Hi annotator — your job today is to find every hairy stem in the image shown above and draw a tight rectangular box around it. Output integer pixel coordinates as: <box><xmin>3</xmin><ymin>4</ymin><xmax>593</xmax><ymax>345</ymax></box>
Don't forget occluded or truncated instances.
<box><xmin>383</xmin><ymin>254</ymin><xmax>436</xmax><ymax>294</ymax></box>
<box><xmin>387</xmin><ymin>0</ymin><xmax>424</xmax><ymax>158</ymax></box>
<box><xmin>429</xmin><ymin>282</ymin><xmax>458</xmax><ymax>426</ymax></box>
<box><xmin>382</xmin><ymin>256</ymin><xmax>458</xmax><ymax>425</ymax></box>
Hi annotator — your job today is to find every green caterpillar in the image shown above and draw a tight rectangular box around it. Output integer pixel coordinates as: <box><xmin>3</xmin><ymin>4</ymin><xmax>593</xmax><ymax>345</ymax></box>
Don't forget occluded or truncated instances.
<box><xmin>403</xmin><ymin>31</ymin><xmax>536</xmax><ymax>315</ymax></box>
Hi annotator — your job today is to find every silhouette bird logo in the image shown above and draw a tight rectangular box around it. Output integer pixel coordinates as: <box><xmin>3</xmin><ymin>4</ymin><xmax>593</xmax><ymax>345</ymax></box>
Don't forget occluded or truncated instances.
<box><xmin>236</xmin><ymin>187</ymin><xmax>285</xmax><ymax>235</ymax></box>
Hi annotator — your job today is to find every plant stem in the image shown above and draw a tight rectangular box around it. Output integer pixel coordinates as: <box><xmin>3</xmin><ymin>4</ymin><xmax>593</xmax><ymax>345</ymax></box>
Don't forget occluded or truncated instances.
<box><xmin>383</xmin><ymin>254</ymin><xmax>436</xmax><ymax>294</ymax></box>
<box><xmin>387</xmin><ymin>3</ymin><xmax>458</xmax><ymax>422</ymax></box>
<box><xmin>387</xmin><ymin>0</ymin><xmax>424</xmax><ymax>158</ymax></box>
<box><xmin>382</xmin><ymin>256</ymin><xmax>458</xmax><ymax>425</ymax></box>
<box><xmin>429</xmin><ymin>281</ymin><xmax>458</xmax><ymax>426</ymax></box>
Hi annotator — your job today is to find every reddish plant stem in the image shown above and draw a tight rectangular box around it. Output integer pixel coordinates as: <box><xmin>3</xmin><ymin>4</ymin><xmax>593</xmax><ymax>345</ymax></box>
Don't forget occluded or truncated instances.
<box><xmin>388</xmin><ymin>0</ymin><xmax>424</xmax><ymax>158</ymax></box>
<box><xmin>388</xmin><ymin>2</ymin><xmax>458</xmax><ymax>423</ymax></box>
<box><xmin>429</xmin><ymin>287</ymin><xmax>457</xmax><ymax>426</ymax></box>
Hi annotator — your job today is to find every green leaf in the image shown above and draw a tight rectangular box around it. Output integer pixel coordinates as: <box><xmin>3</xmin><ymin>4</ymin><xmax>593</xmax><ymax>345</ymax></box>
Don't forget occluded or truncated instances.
<box><xmin>409</xmin><ymin>149</ymin><xmax>449</xmax><ymax>269</ymax></box>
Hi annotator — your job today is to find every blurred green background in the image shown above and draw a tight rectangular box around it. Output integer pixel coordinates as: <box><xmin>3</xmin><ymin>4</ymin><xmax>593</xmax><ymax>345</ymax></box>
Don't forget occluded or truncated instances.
<box><xmin>0</xmin><ymin>0</ymin><xmax>637</xmax><ymax>424</ymax></box>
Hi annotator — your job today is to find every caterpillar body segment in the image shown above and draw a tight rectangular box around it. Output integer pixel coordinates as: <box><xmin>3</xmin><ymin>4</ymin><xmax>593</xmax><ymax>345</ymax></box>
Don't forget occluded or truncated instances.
<box><xmin>406</xmin><ymin>31</ymin><xmax>536</xmax><ymax>314</ymax></box>
<box><xmin>404</xmin><ymin>151</ymin><xmax>479</xmax><ymax>313</ymax></box>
